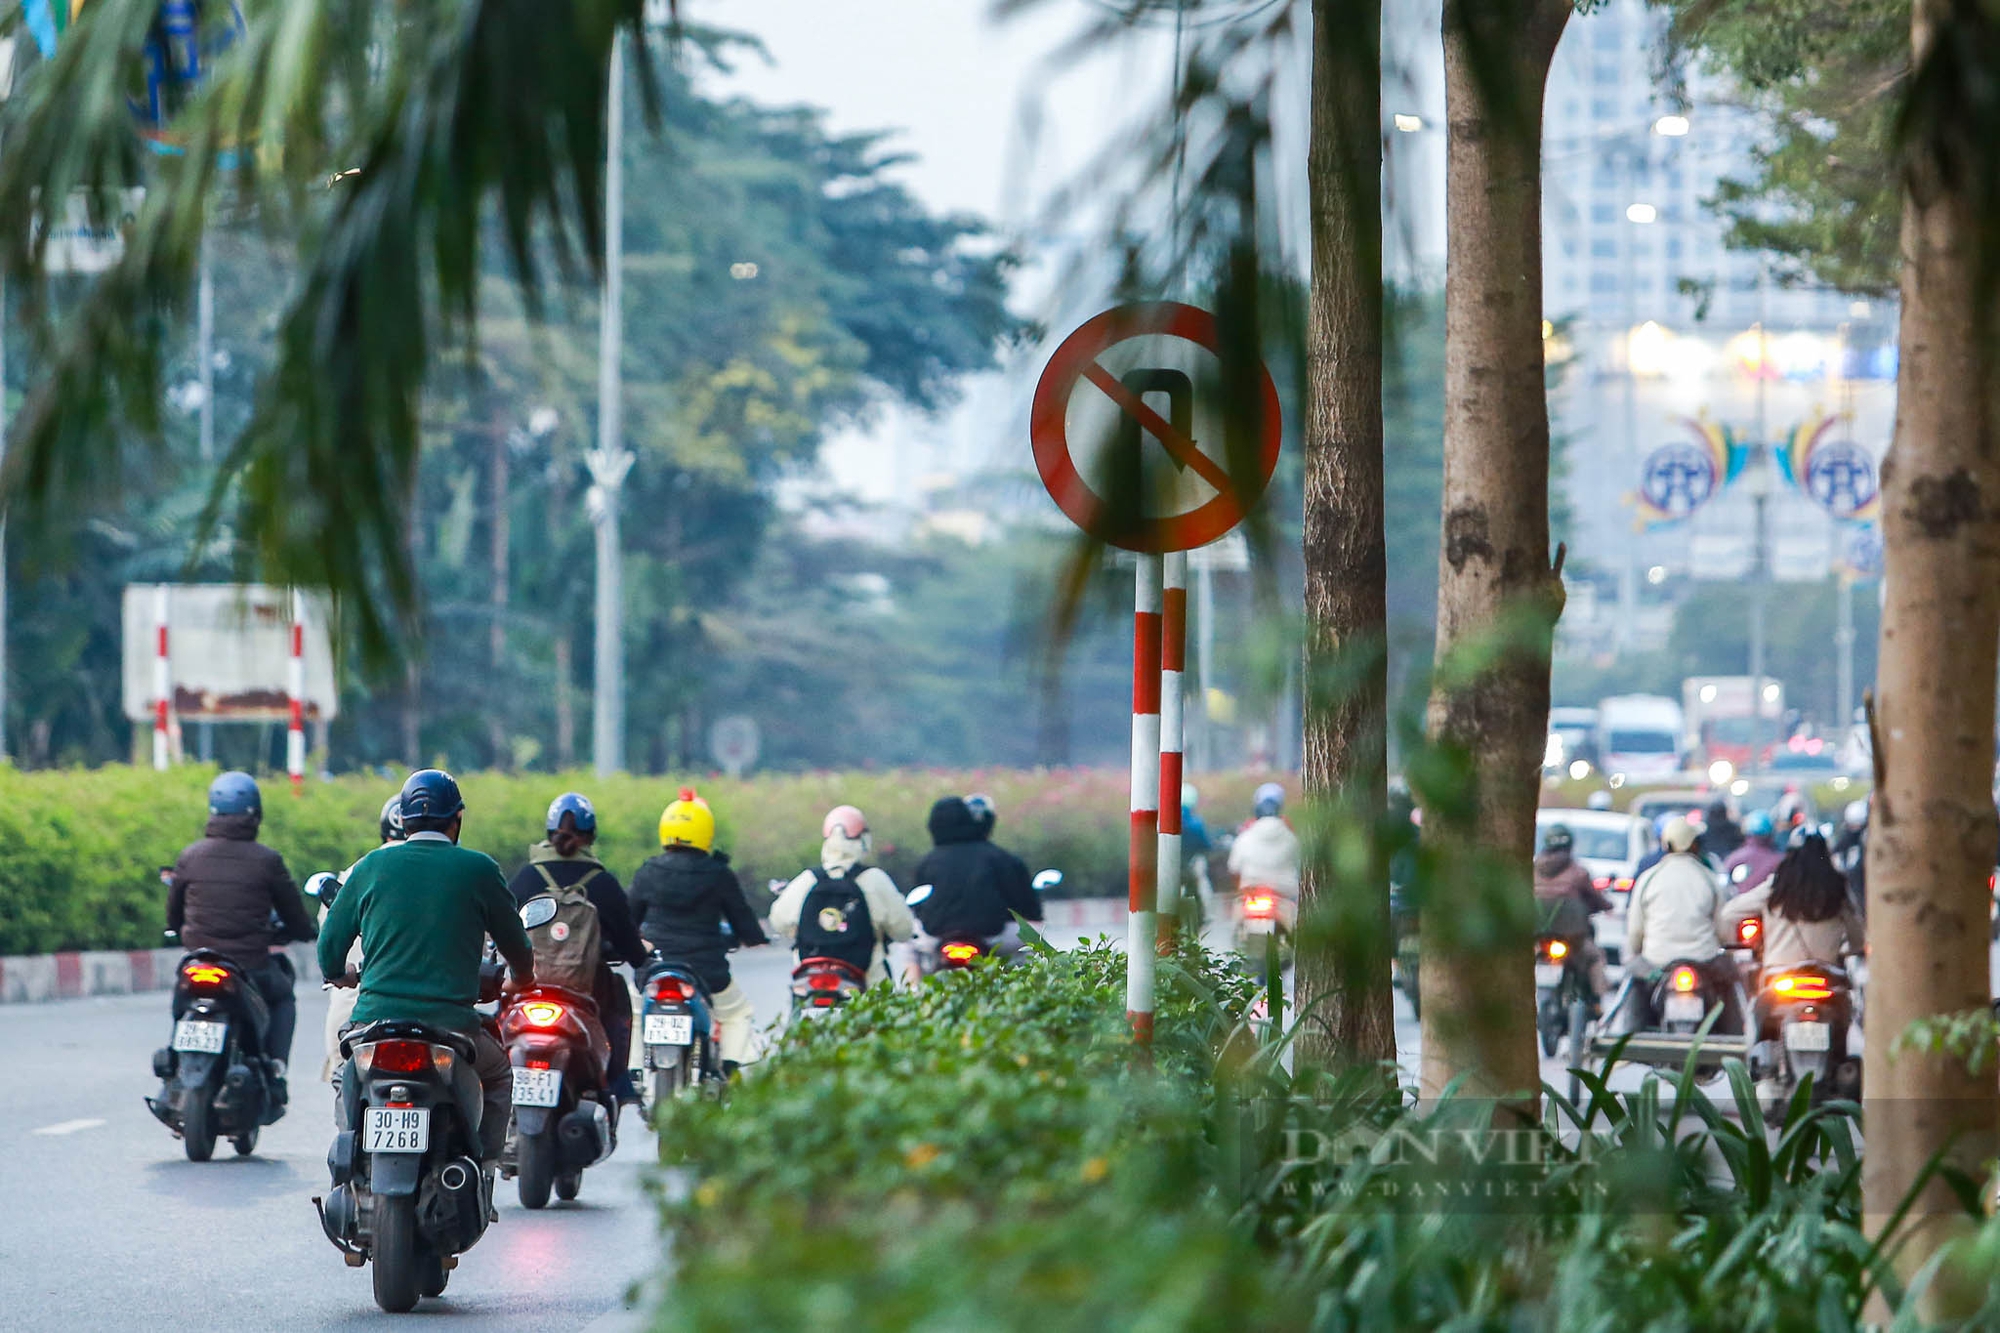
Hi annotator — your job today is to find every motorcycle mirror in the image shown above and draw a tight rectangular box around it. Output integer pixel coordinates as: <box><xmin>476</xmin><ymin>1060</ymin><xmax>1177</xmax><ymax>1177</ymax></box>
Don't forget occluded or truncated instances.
<box><xmin>907</xmin><ymin>884</ymin><xmax>934</xmax><ymax>905</ymax></box>
<box><xmin>304</xmin><ymin>871</ymin><xmax>339</xmax><ymax>901</ymax></box>
<box><xmin>1031</xmin><ymin>869</ymin><xmax>1063</xmax><ymax>893</ymax></box>
<box><xmin>520</xmin><ymin>895</ymin><xmax>559</xmax><ymax>930</ymax></box>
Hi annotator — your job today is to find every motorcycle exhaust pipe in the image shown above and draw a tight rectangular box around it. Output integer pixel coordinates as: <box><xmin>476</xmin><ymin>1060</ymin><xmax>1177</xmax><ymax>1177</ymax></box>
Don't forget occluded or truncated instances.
<box><xmin>439</xmin><ymin>1160</ymin><xmax>473</xmax><ymax>1192</ymax></box>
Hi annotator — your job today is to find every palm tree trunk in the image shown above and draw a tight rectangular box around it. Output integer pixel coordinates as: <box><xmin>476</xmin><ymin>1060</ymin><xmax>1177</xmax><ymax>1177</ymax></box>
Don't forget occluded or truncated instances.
<box><xmin>1862</xmin><ymin>0</ymin><xmax>2000</xmax><ymax>1301</ymax></box>
<box><xmin>1297</xmin><ymin>0</ymin><xmax>1394</xmax><ymax>1069</ymax></box>
<box><xmin>1419</xmin><ymin>0</ymin><xmax>1568</xmax><ymax>1106</ymax></box>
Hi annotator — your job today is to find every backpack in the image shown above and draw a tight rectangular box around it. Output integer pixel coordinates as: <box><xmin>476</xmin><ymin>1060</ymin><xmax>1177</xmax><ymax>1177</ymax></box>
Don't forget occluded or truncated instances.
<box><xmin>526</xmin><ymin>864</ymin><xmax>604</xmax><ymax>993</ymax></box>
<box><xmin>794</xmin><ymin>867</ymin><xmax>877</xmax><ymax>974</ymax></box>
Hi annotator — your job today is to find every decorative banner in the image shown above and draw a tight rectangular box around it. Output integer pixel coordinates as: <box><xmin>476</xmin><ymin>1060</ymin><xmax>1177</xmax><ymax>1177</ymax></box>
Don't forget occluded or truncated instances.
<box><xmin>1776</xmin><ymin>410</ymin><xmax>1881</xmax><ymax>521</ymax></box>
<box><xmin>22</xmin><ymin>1</ymin><xmax>88</xmax><ymax>60</ymax></box>
<box><xmin>129</xmin><ymin>1</ymin><xmax>246</xmax><ymax>156</ymax></box>
<box><xmin>1838</xmin><ymin>522</ymin><xmax>1883</xmax><ymax>580</ymax></box>
<box><xmin>1629</xmin><ymin>415</ymin><xmax>1745</xmax><ymax>530</ymax></box>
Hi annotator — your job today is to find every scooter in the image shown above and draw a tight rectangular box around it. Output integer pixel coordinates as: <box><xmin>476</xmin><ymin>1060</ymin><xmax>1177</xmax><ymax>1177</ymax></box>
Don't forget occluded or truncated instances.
<box><xmin>1750</xmin><ymin>958</ymin><xmax>1860</xmax><ymax>1121</ymax></box>
<box><xmin>1233</xmin><ymin>886</ymin><xmax>1292</xmax><ymax>973</ymax></box>
<box><xmin>1533</xmin><ymin>935</ymin><xmax>1593</xmax><ymax>1103</ymax></box>
<box><xmin>639</xmin><ymin>952</ymin><xmax>724</xmax><ymax>1110</ymax></box>
<box><xmin>790</xmin><ymin>956</ymin><xmax>868</xmax><ymax>1016</ymax></box>
<box><xmin>146</xmin><ymin>948</ymin><xmax>287</xmax><ymax>1160</ymax></box>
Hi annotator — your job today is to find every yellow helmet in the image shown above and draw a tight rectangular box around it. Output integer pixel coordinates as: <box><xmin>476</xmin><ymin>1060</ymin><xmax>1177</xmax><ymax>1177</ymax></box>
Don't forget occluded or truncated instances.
<box><xmin>659</xmin><ymin>787</ymin><xmax>716</xmax><ymax>853</ymax></box>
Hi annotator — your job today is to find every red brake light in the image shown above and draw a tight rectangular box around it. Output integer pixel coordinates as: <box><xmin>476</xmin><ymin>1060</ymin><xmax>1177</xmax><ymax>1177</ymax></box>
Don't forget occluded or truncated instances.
<box><xmin>812</xmin><ymin>996</ymin><xmax>836</xmax><ymax>1007</ymax></box>
<box><xmin>1671</xmin><ymin>966</ymin><xmax>1700</xmax><ymax>994</ymax></box>
<box><xmin>526</xmin><ymin>1058</ymin><xmax>551</xmax><ymax>1070</ymax></box>
<box><xmin>1591</xmin><ymin>876</ymin><xmax>1611</xmax><ymax>891</ymax></box>
<box><xmin>1546</xmin><ymin>939</ymin><xmax>1569</xmax><ymax>961</ymax></box>
<box><xmin>521</xmin><ymin>1001</ymin><xmax>566</xmax><ymax>1028</ymax></box>
<box><xmin>372</xmin><ymin>1040</ymin><xmax>431</xmax><ymax>1074</ymax></box>
<box><xmin>1614</xmin><ymin>877</ymin><xmax>1633</xmax><ymax>892</ymax></box>
<box><xmin>1737</xmin><ymin>917</ymin><xmax>1761</xmax><ymax>945</ymax></box>
<box><xmin>182</xmin><ymin>963</ymin><xmax>230</xmax><ymax>987</ymax></box>
<box><xmin>651</xmin><ymin>977</ymin><xmax>691</xmax><ymax>1003</ymax></box>
<box><xmin>1243</xmin><ymin>892</ymin><xmax>1276</xmax><ymax>917</ymax></box>
<box><xmin>807</xmin><ymin>973</ymin><xmax>843</xmax><ymax>991</ymax></box>
<box><xmin>1771</xmin><ymin>973</ymin><xmax>1834</xmax><ymax>1001</ymax></box>
<box><xmin>941</xmin><ymin>942</ymin><xmax>981</xmax><ymax>963</ymax></box>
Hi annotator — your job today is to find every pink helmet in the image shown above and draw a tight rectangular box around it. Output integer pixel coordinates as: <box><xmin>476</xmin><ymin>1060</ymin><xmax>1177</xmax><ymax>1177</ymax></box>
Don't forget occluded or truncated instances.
<box><xmin>822</xmin><ymin>805</ymin><xmax>868</xmax><ymax>840</ymax></box>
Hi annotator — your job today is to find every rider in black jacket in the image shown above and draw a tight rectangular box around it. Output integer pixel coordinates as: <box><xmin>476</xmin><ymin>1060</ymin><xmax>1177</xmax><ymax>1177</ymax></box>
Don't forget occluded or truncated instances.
<box><xmin>167</xmin><ymin>772</ymin><xmax>317</xmax><ymax>1094</ymax></box>
<box><xmin>626</xmin><ymin>790</ymin><xmax>768</xmax><ymax>1073</ymax></box>
<box><xmin>908</xmin><ymin>795</ymin><xmax>1042</xmax><ymax>970</ymax></box>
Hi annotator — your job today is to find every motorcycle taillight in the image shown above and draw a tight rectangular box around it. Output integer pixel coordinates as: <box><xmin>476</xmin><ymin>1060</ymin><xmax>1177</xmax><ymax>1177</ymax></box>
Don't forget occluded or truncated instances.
<box><xmin>806</xmin><ymin>973</ymin><xmax>843</xmax><ymax>991</ymax></box>
<box><xmin>181</xmin><ymin>962</ymin><xmax>231</xmax><ymax>989</ymax></box>
<box><xmin>651</xmin><ymin>976</ymin><xmax>691</xmax><ymax>1003</ymax></box>
<box><xmin>365</xmin><ymin>1040</ymin><xmax>432</xmax><ymax>1074</ymax></box>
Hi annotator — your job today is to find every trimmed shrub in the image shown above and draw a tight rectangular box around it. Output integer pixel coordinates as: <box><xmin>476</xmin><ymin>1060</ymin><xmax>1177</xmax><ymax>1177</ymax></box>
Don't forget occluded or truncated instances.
<box><xmin>0</xmin><ymin>765</ymin><xmax>1270</xmax><ymax>955</ymax></box>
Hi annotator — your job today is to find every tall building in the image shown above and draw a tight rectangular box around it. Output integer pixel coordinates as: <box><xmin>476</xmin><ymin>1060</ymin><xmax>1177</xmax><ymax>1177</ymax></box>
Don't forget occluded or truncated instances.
<box><xmin>1542</xmin><ymin>0</ymin><xmax>1895</xmax><ymax>658</ymax></box>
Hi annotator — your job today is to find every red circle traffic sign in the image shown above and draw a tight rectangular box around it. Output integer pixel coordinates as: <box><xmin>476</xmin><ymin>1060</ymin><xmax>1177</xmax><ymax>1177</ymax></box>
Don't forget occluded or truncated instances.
<box><xmin>1030</xmin><ymin>301</ymin><xmax>1282</xmax><ymax>552</ymax></box>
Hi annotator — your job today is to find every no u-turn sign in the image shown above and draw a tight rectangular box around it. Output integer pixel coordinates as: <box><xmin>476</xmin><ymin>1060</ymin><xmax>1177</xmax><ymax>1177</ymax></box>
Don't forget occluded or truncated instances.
<box><xmin>1030</xmin><ymin>301</ymin><xmax>1282</xmax><ymax>552</ymax></box>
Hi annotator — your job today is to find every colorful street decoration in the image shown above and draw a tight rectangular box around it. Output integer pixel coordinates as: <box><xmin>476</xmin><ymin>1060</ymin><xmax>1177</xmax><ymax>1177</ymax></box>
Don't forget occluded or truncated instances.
<box><xmin>1629</xmin><ymin>415</ymin><xmax>1746</xmax><ymax>530</ymax></box>
<box><xmin>1776</xmin><ymin>410</ymin><xmax>1881</xmax><ymax>521</ymax></box>
<box><xmin>129</xmin><ymin>1</ymin><xmax>246</xmax><ymax>156</ymax></box>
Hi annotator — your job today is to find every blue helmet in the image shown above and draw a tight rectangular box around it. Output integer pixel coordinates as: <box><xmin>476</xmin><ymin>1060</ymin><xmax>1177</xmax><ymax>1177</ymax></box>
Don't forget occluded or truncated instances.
<box><xmin>1744</xmin><ymin>810</ymin><xmax>1775</xmax><ymax>839</ymax></box>
<box><xmin>1254</xmin><ymin>782</ymin><xmax>1286</xmax><ymax>819</ymax></box>
<box><xmin>208</xmin><ymin>771</ymin><xmax>262</xmax><ymax>818</ymax></box>
<box><xmin>1653</xmin><ymin>813</ymin><xmax>1675</xmax><ymax>841</ymax></box>
<box><xmin>399</xmin><ymin>769</ymin><xmax>465</xmax><ymax>831</ymax></box>
<box><xmin>546</xmin><ymin>791</ymin><xmax>597</xmax><ymax>835</ymax></box>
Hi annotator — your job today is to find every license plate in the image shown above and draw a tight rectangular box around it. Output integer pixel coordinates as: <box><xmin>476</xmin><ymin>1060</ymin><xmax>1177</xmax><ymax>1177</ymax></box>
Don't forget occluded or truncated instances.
<box><xmin>1663</xmin><ymin>994</ymin><xmax>1704</xmax><ymax>1024</ymax></box>
<box><xmin>1533</xmin><ymin>963</ymin><xmax>1563</xmax><ymax>987</ymax></box>
<box><xmin>364</xmin><ymin>1106</ymin><xmax>430</xmax><ymax>1153</ymax></box>
<box><xmin>1785</xmin><ymin>1021</ymin><xmax>1831</xmax><ymax>1052</ymax></box>
<box><xmin>645</xmin><ymin>1013</ymin><xmax>693</xmax><ymax>1046</ymax></box>
<box><xmin>1242</xmin><ymin>917</ymin><xmax>1275</xmax><ymax>935</ymax></box>
<box><xmin>512</xmin><ymin>1066</ymin><xmax>563</xmax><ymax>1107</ymax></box>
<box><xmin>172</xmin><ymin>1020</ymin><xmax>227</xmax><ymax>1054</ymax></box>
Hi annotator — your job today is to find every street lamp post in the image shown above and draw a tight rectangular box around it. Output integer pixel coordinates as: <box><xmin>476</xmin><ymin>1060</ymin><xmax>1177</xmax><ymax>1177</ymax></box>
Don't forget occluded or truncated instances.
<box><xmin>591</xmin><ymin>32</ymin><xmax>630</xmax><ymax>777</ymax></box>
<box><xmin>1743</xmin><ymin>439</ymin><xmax>1773</xmax><ymax>779</ymax></box>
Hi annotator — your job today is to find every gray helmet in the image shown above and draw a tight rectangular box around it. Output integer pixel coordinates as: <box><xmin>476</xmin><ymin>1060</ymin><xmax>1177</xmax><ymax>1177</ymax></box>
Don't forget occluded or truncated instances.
<box><xmin>1541</xmin><ymin>823</ymin><xmax>1574</xmax><ymax>854</ymax></box>
<box><xmin>378</xmin><ymin>795</ymin><xmax>405</xmax><ymax>844</ymax></box>
<box><xmin>1253</xmin><ymin>782</ymin><xmax>1286</xmax><ymax>819</ymax></box>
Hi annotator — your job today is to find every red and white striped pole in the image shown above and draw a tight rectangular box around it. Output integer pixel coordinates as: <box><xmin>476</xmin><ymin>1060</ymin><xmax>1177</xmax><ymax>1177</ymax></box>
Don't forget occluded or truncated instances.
<box><xmin>151</xmin><ymin>585</ymin><xmax>171</xmax><ymax>771</ymax></box>
<box><xmin>286</xmin><ymin>590</ymin><xmax>306</xmax><ymax>795</ymax></box>
<box><xmin>1155</xmin><ymin>551</ymin><xmax>1187</xmax><ymax>951</ymax></box>
<box><xmin>1128</xmin><ymin>554</ymin><xmax>1164</xmax><ymax>1042</ymax></box>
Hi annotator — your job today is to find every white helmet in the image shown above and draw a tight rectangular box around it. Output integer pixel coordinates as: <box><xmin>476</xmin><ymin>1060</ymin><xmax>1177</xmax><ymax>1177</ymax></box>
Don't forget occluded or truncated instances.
<box><xmin>1843</xmin><ymin>799</ymin><xmax>1869</xmax><ymax>830</ymax></box>
<box><xmin>1182</xmin><ymin>782</ymin><xmax>1200</xmax><ymax>811</ymax></box>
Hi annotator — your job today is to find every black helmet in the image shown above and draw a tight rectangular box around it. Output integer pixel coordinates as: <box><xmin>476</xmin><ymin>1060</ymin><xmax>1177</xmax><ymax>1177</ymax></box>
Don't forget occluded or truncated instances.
<box><xmin>208</xmin><ymin>771</ymin><xmax>262</xmax><ymax>818</ymax></box>
<box><xmin>1541</xmin><ymin>823</ymin><xmax>1573</xmax><ymax>854</ymax></box>
<box><xmin>378</xmin><ymin>795</ymin><xmax>406</xmax><ymax>844</ymax></box>
<box><xmin>399</xmin><ymin>769</ymin><xmax>464</xmax><ymax>831</ymax></box>
<box><xmin>545</xmin><ymin>791</ymin><xmax>597</xmax><ymax>835</ymax></box>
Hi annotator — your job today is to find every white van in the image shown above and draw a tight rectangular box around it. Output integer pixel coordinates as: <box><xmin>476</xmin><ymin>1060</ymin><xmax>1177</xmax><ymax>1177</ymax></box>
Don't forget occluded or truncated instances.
<box><xmin>1596</xmin><ymin>694</ymin><xmax>1684</xmax><ymax>782</ymax></box>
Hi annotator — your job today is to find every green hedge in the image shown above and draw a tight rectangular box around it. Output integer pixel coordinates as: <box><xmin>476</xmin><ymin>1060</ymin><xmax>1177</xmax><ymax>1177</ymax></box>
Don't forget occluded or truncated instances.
<box><xmin>0</xmin><ymin>765</ymin><xmax>1269</xmax><ymax>955</ymax></box>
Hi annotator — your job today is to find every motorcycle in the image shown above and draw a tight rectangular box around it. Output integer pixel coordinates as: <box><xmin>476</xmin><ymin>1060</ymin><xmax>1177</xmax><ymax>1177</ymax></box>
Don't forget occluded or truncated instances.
<box><xmin>1533</xmin><ymin>936</ymin><xmax>1593</xmax><ymax>1103</ymax></box>
<box><xmin>497</xmin><ymin>897</ymin><xmax>617</xmax><ymax>1209</ymax></box>
<box><xmin>146</xmin><ymin>948</ymin><xmax>286</xmax><ymax>1160</ymax></box>
<box><xmin>1390</xmin><ymin>885</ymin><xmax>1420</xmax><ymax>1019</ymax></box>
<box><xmin>639</xmin><ymin>952</ymin><xmax>724</xmax><ymax>1110</ymax></box>
<box><xmin>1750</xmin><ymin>958</ymin><xmax>1860</xmax><ymax>1121</ymax></box>
<box><xmin>315</xmin><ymin>1020</ymin><xmax>494</xmax><ymax>1312</ymax></box>
<box><xmin>1232</xmin><ymin>886</ymin><xmax>1291</xmax><ymax>973</ymax></box>
<box><xmin>790</xmin><ymin>956</ymin><xmax>868</xmax><ymax>1017</ymax></box>
<box><xmin>1592</xmin><ymin>955</ymin><xmax>1751</xmax><ymax>1074</ymax></box>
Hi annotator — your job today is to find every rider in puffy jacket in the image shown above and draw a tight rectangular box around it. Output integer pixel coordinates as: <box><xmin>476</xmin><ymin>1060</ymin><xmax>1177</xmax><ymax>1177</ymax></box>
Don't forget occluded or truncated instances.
<box><xmin>1721</xmin><ymin>810</ymin><xmax>1784</xmax><ymax>895</ymax></box>
<box><xmin>770</xmin><ymin>805</ymin><xmax>915</xmax><ymax>987</ymax></box>
<box><xmin>626</xmin><ymin>789</ymin><xmax>768</xmax><ymax>1073</ymax></box>
<box><xmin>1532</xmin><ymin>824</ymin><xmax>1612</xmax><ymax>1000</ymax></box>
<box><xmin>1228</xmin><ymin>783</ymin><xmax>1301</xmax><ymax>928</ymax></box>
<box><xmin>907</xmin><ymin>795</ymin><xmax>1042</xmax><ymax>969</ymax></box>
<box><xmin>168</xmin><ymin>772</ymin><xmax>317</xmax><ymax>1096</ymax></box>
<box><xmin>1621</xmin><ymin>816</ymin><xmax>1737</xmax><ymax>1032</ymax></box>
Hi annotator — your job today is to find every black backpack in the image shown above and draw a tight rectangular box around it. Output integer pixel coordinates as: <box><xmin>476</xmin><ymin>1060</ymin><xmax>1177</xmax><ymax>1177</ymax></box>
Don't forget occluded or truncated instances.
<box><xmin>795</xmin><ymin>867</ymin><xmax>877</xmax><ymax>974</ymax></box>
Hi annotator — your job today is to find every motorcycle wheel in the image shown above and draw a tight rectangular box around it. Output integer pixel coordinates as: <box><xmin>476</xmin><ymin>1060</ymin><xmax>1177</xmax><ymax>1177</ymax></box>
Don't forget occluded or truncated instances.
<box><xmin>181</xmin><ymin>1088</ymin><xmax>217</xmax><ymax>1162</ymax></box>
<box><xmin>556</xmin><ymin>1171</ymin><xmax>581</xmax><ymax>1202</ymax></box>
<box><xmin>650</xmin><ymin>1063</ymin><xmax>684</xmax><ymax>1120</ymax></box>
<box><xmin>1537</xmin><ymin>997</ymin><xmax>1559</xmax><ymax>1059</ymax></box>
<box><xmin>230</xmin><ymin>1126</ymin><xmax>259</xmax><ymax>1157</ymax></box>
<box><xmin>372</xmin><ymin>1193</ymin><xmax>422</xmax><ymax>1312</ymax></box>
<box><xmin>1565</xmin><ymin>996</ymin><xmax>1590</xmax><ymax>1107</ymax></box>
<box><xmin>517</xmin><ymin>1129</ymin><xmax>556</xmax><ymax>1210</ymax></box>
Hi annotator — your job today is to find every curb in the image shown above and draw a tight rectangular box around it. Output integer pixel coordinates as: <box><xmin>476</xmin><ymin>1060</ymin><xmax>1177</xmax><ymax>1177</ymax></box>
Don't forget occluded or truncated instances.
<box><xmin>0</xmin><ymin>941</ymin><xmax>319</xmax><ymax>1004</ymax></box>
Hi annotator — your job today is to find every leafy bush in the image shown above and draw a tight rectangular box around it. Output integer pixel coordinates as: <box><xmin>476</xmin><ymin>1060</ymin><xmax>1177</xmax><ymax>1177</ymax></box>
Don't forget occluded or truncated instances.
<box><xmin>650</xmin><ymin>933</ymin><xmax>1989</xmax><ymax>1333</ymax></box>
<box><xmin>0</xmin><ymin>765</ymin><xmax>1269</xmax><ymax>954</ymax></box>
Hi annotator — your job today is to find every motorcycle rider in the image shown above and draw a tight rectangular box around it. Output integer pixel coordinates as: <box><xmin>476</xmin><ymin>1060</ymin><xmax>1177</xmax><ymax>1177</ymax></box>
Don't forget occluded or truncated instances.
<box><xmin>1718</xmin><ymin>829</ymin><xmax>1865</xmax><ymax>973</ymax></box>
<box><xmin>1702</xmin><ymin>798</ymin><xmax>1745</xmax><ymax>861</ymax></box>
<box><xmin>770</xmin><ymin>804</ymin><xmax>916</xmax><ymax>987</ymax></box>
<box><xmin>1831</xmin><ymin>798</ymin><xmax>1869</xmax><ymax>917</ymax></box>
<box><xmin>907</xmin><ymin>795</ymin><xmax>1044</xmax><ymax>971</ymax></box>
<box><xmin>1619</xmin><ymin>816</ymin><xmax>1737</xmax><ymax>1032</ymax></box>
<box><xmin>506</xmin><ymin>792</ymin><xmax>650</xmax><ymax>1107</ymax></box>
<box><xmin>1532</xmin><ymin>824</ymin><xmax>1612</xmax><ymax>1003</ymax></box>
<box><xmin>1226</xmin><ymin>783</ymin><xmax>1300</xmax><ymax>931</ymax></box>
<box><xmin>627</xmin><ymin>788</ymin><xmax>769</xmax><ymax>1075</ymax></box>
<box><xmin>167</xmin><ymin>771</ymin><xmax>317</xmax><ymax>1101</ymax></box>
<box><xmin>318</xmin><ymin>794</ymin><xmax>406</xmax><ymax>1091</ymax></box>
<box><xmin>1721</xmin><ymin>810</ymin><xmax>1784</xmax><ymax>895</ymax></box>
<box><xmin>317</xmin><ymin>769</ymin><xmax>535</xmax><ymax>1165</ymax></box>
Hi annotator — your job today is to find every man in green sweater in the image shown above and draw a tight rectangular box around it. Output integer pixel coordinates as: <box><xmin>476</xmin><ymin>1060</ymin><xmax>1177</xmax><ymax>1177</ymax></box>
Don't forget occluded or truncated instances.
<box><xmin>318</xmin><ymin>769</ymin><xmax>535</xmax><ymax>1162</ymax></box>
